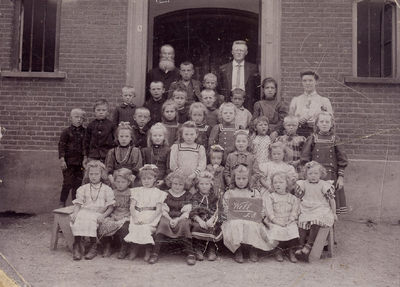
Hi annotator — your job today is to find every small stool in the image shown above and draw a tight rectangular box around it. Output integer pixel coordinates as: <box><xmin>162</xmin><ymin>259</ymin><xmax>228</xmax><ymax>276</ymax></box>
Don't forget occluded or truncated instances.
<box><xmin>308</xmin><ymin>226</ymin><xmax>334</xmax><ymax>263</ymax></box>
<box><xmin>50</xmin><ymin>206</ymin><xmax>75</xmax><ymax>251</ymax></box>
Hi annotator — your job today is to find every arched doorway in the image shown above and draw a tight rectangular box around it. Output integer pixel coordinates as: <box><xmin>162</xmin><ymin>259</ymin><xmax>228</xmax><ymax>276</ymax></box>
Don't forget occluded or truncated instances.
<box><xmin>151</xmin><ymin>8</ymin><xmax>259</xmax><ymax>80</ymax></box>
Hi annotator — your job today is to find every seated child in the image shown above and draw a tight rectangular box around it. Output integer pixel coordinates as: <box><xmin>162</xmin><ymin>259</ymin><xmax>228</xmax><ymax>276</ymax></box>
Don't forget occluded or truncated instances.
<box><xmin>98</xmin><ymin>168</ymin><xmax>133</xmax><ymax>259</ymax></box>
<box><xmin>105</xmin><ymin>122</ymin><xmax>142</xmax><ymax>188</ymax></box>
<box><xmin>144</xmin><ymin>81</ymin><xmax>167</xmax><ymax>124</ymax></box>
<box><xmin>223</xmin><ymin>130</ymin><xmax>262</xmax><ymax>189</ymax></box>
<box><xmin>208</xmin><ymin>102</ymin><xmax>238</xmax><ymax>159</ymax></box>
<box><xmin>168</xmin><ymin>61</ymin><xmax>201</xmax><ymax>104</ymax></box>
<box><xmin>200</xmin><ymin>88</ymin><xmax>219</xmax><ymax>128</ymax></box>
<box><xmin>206</xmin><ymin>145</ymin><xmax>225</xmax><ymax>198</ymax></box>
<box><xmin>251</xmin><ymin>116</ymin><xmax>271</xmax><ymax>165</ymax></box>
<box><xmin>231</xmin><ymin>88</ymin><xmax>252</xmax><ymax>130</ymax></box>
<box><xmin>259</xmin><ymin>142</ymin><xmax>296</xmax><ymax>192</ymax></box>
<box><xmin>131</xmin><ymin>107</ymin><xmax>152</xmax><ymax>149</ymax></box>
<box><xmin>294</xmin><ymin>161</ymin><xmax>337</xmax><ymax>257</ymax></box>
<box><xmin>113</xmin><ymin>86</ymin><xmax>136</xmax><ymax>126</ymax></box>
<box><xmin>124</xmin><ymin>165</ymin><xmax>167</xmax><ymax>261</ymax></box>
<box><xmin>276</xmin><ymin>115</ymin><xmax>306</xmax><ymax>173</ymax></box>
<box><xmin>263</xmin><ymin>171</ymin><xmax>299</xmax><ymax>263</ymax></box>
<box><xmin>189</xmin><ymin>102</ymin><xmax>212</xmax><ymax>151</ymax></box>
<box><xmin>190</xmin><ymin>171</ymin><xmax>222</xmax><ymax>261</ymax></box>
<box><xmin>222</xmin><ymin>164</ymin><xmax>276</xmax><ymax>263</ymax></box>
<box><xmin>170</xmin><ymin>121</ymin><xmax>207</xmax><ymax>182</ymax></box>
<box><xmin>161</xmin><ymin>100</ymin><xmax>180</xmax><ymax>146</ymax></box>
<box><xmin>171</xmin><ymin>88</ymin><xmax>190</xmax><ymax>124</ymax></box>
<box><xmin>84</xmin><ymin>99</ymin><xmax>116</xmax><ymax>165</ymax></box>
<box><xmin>253</xmin><ymin>77</ymin><xmax>287</xmax><ymax>141</ymax></box>
<box><xmin>141</xmin><ymin>123</ymin><xmax>171</xmax><ymax>190</ymax></box>
<box><xmin>202</xmin><ymin>72</ymin><xmax>224</xmax><ymax>108</ymax></box>
<box><xmin>70</xmin><ymin>161</ymin><xmax>115</xmax><ymax>260</ymax></box>
<box><xmin>58</xmin><ymin>108</ymin><xmax>86</xmax><ymax>207</ymax></box>
<box><xmin>150</xmin><ymin>171</ymin><xmax>195</xmax><ymax>265</ymax></box>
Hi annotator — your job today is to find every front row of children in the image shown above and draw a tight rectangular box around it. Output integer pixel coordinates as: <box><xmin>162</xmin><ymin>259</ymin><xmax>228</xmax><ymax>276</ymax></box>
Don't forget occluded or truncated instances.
<box><xmin>70</xmin><ymin>159</ymin><xmax>337</xmax><ymax>265</ymax></box>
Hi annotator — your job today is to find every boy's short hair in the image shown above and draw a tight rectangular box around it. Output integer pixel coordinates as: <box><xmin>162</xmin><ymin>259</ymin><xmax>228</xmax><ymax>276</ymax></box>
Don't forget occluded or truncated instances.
<box><xmin>284</xmin><ymin>115</ymin><xmax>299</xmax><ymax>125</ymax></box>
<box><xmin>150</xmin><ymin>81</ymin><xmax>164</xmax><ymax>88</ymax></box>
<box><xmin>172</xmin><ymin>88</ymin><xmax>188</xmax><ymax>99</ymax></box>
<box><xmin>134</xmin><ymin>107</ymin><xmax>150</xmax><ymax>116</ymax></box>
<box><xmin>200</xmin><ymin>88</ymin><xmax>216</xmax><ymax>99</ymax></box>
<box><xmin>203</xmin><ymin>73</ymin><xmax>217</xmax><ymax>82</ymax></box>
<box><xmin>180</xmin><ymin>61</ymin><xmax>194</xmax><ymax>70</ymax></box>
<box><xmin>93</xmin><ymin>99</ymin><xmax>109</xmax><ymax>111</ymax></box>
<box><xmin>232</xmin><ymin>40</ymin><xmax>248</xmax><ymax>51</ymax></box>
<box><xmin>122</xmin><ymin>86</ymin><xmax>135</xmax><ymax>95</ymax></box>
<box><xmin>231</xmin><ymin>88</ymin><xmax>246</xmax><ymax>98</ymax></box>
<box><xmin>70</xmin><ymin>108</ymin><xmax>86</xmax><ymax>118</ymax></box>
<box><xmin>300</xmin><ymin>69</ymin><xmax>319</xmax><ymax>81</ymax></box>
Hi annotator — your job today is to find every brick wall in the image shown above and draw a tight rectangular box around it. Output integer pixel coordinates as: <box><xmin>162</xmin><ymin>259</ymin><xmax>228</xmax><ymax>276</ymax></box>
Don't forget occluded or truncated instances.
<box><xmin>280</xmin><ymin>0</ymin><xmax>400</xmax><ymax>161</ymax></box>
<box><xmin>0</xmin><ymin>0</ymin><xmax>128</xmax><ymax>151</ymax></box>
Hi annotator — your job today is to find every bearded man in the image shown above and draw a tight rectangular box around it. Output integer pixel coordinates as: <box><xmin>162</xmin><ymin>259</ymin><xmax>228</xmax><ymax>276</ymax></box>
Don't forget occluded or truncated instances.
<box><xmin>146</xmin><ymin>45</ymin><xmax>180</xmax><ymax>101</ymax></box>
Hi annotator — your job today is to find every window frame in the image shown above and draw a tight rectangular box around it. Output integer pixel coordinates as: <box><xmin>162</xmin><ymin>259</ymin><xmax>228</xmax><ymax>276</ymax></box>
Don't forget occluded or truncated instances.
<box><xmin>1</xmin><ymin>0</ymin><xmax>66</xmax><ymax>79</ymax></box>
<box><xmin>345</xmin><ymin>0</ymin><xmax>400</xmax><ymax>84</ymax></box>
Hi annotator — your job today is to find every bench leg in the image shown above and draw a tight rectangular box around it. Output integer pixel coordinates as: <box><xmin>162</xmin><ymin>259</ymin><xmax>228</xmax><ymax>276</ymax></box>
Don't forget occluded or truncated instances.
<box><xmin>51</xmin><ymin>215</ymin><xmax>61</xmax><ymax>251</ymax></box>
<box><xmin>308</xmin><ymin>227</ymin><xmax>330</xmax><ymax>263</ymax></box>
<box><xmin>327</xmin><ymin>227</ymin><xmax>334</xmax><ymax>258</ymax></box>
<box><xmin>58</xmin><ymin>216</ymin><xmax>74</xmax><ymax>251</ymax></box>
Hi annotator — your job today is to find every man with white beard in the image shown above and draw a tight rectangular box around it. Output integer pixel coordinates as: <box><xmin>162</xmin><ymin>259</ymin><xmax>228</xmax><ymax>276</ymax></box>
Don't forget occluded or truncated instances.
<box><xmin>146</xmin><ymin>45</ymin><xmax>180</xmax><ymax>101</ymax></box>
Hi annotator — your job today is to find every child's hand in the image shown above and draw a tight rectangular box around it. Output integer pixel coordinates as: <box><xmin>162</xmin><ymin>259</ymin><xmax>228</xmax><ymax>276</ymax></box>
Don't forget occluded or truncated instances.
<box><xmin>336</xmin><ymin>176</ymin><xmax>344</xmax><ymax>190</ymax></box>
<box><xmin>60</xmin><ymin>158</ymin><xmax>67</xmax><ymax>171</ymax></box>
<box><xmin>170</xmin><ymin>218</ymin><xmax>178</xmax><ymax>228</ymax></box>
<box><xmin>198</xmin><ymin>220</ymin><xmax>208</xmax><ymax>229</ymax></box>
<box><xmin>298</xmin><ymin>117</ymin><xmax>307</xmax><ymax>125</ymax></box>
<box><xmin>206</xmin><ymin>218</ymin><xmax>214</xmax><ymax>228</ymax></box>
<box><xmin>270</xmin><ymin>131</ymin><xmax>278</xmax><ymax>142</ymax></box>
<box><xmin>97</xmin><ymin>215</ymin><xmax>106</xmax><ymax>223</ymax></box>
<box><xmin>212</xmin><ymin>164</ymin><xmax>219</xmax><ymax>170</ymax></box>
<box><xmin>334</xmin><ymin>214</ymin><xmax>338</xmax><ymax>221</ymax></box>
<box><xmin>70</xmin><ymin>212</ymin><xmax>77</xmax><ymax>223</ymax></box>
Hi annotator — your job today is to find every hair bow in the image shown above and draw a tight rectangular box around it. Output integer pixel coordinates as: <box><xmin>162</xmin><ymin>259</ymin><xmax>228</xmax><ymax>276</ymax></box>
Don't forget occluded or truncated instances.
<box><xmin>139</xmin><ymin>164</ymin><xmax>158</xmax><ymax>171</ymax></box>
<box><xmin>210</xmin><ymin>144</ymin><xmax>225</xmax><ymax>152</ymax></box>
<box><xmin>118</xmin><ymin>121</ymin><xmax>131</xmax><ymax>126</ymax></box>
<box><xmin>232</xmin><ymin>163</ymin><xmax>248</xmax><ymax>170</ymax></box>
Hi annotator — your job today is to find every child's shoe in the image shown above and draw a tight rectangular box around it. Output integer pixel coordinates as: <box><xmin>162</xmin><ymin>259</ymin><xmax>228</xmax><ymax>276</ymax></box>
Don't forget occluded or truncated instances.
<box><xmin>186</xmin><ymin>254</ymin><xmax>196</xmax><ymax>266</ymax></box>
<box><xmin>234</xmin><ymin>247</ymin><xmax>244</xmax><ymax>263</ymax></box>
<box><xmin>288</xmin><ymin>249</ymin><xmax>298</xmax><ymax>263</ymax></box>
<box><xmin>194</xmin><ymin>248</ymin><xmax>204</xmax><ymax>261</ymax></box>
<box><xmin>148</xmin><ymin>253</ymin><xmax>158</xmax><ymax>265</ymax></box>
<box><xmin>127</xmin><ymin>243</ymin><xmax>139</xmax><ymax>260</ymax></box>
<box><xmin>301</xmin><ymin>243</ymin><xmax>312</xmax><ymax>255</ymax></box>
<box><xmin>274</xmin><ymin>248</ymin><xmax>284</xmax><ymax>262</ymax></box>
<box><xmin>295</xmin><ymin>245</ymin><xmax>304</xmax><ymax>256</ymax></box>
<box><xmin>249</xmin><ymin>247</ymin><xmax>258</xmax><ymax>262</ymax></box>
<box><xmin>102</xmin><ymin>242</ymin><xmax>112</xmax><ymax>258</ymax></box>
<box><xmin>85</xmin><ymin>243</ymin><xmax>98</xmax><ymax>260</ymax></box>
<box><xmin>206</xmin><ymin>243</ymin><xmax>216</xmax><ymax>261</ymax></box>
<box><xmin>143</xmin><ymin>245</ymin><xmax>152</xmax><ymax>262</ymax></box>
<box><xmin>72</xmin><ymin>242</ymin><xmax>82</xmax><ymax>260</ymax></box>
<box><xmin>117</xmin><ymin>242</ymin><xmax>128</xmax><ymax>259</ymax></box>
<box><xmin>59</xmin><ymin>201</ymin><xmax>66</xmax><ymax>208</ymax></box>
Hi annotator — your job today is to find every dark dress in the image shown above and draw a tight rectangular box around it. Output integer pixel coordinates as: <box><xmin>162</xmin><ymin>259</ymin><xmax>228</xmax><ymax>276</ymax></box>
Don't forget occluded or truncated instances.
<box><xmin>156</xmin><ymin>190</ymin><xmax>193</xmax><ymax>239</ymax></box>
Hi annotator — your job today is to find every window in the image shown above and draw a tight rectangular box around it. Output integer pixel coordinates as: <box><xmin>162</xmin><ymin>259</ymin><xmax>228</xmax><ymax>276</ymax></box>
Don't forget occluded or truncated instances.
<box><xmin>2</xmin><ymin>0</ymin><xmax>65</xmax><ymax>78</ymax></box>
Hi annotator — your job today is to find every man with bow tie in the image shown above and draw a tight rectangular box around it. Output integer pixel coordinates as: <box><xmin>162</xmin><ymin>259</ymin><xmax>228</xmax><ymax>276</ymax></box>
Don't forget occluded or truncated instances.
<box><xmin>218</xmin><ymin>41</ymin><xmax>260</xmax><ymax>113</ymax></box>
<box><xmin>113</xmin><ymin>86</ymin><xmax>137</xmax><ymax>126</ymax></box>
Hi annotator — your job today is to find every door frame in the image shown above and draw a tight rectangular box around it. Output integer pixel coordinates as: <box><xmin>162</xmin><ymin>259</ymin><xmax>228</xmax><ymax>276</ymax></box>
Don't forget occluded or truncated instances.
<box><xmin>126</xmin><ymin>0</ymin><xmax>282</xmax><ymax>106</ymax></box>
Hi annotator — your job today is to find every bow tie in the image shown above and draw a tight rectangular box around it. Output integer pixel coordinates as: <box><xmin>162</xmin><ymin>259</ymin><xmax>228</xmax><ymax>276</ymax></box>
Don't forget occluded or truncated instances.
<box><xmin>121</xmin><ymin>103</ymin><xmax>136</xmax><ymax>108</ymax></box>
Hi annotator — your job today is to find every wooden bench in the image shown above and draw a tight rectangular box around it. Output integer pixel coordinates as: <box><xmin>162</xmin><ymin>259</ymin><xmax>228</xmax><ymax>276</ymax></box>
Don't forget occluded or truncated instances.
<box><xmin>50</xmin><ymin>206</ymin><xmax>74</xmax><ymax>251</ymax></box>
<box><xmin>308</xmin><ymin>226</ymin><xmax>334</xmax><ymax>263</ymax></box>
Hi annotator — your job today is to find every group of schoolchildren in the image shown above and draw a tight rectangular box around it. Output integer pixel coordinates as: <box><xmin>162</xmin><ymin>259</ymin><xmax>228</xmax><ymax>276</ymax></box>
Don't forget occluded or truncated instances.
<box><xmin>58</xmin><ymin>65</ymin><xmax>348</xmax><ymax>266</ymax></box>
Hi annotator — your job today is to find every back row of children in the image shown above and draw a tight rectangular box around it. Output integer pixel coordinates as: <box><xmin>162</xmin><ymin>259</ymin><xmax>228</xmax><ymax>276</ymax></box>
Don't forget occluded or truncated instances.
<box><xmin>59</xmin><ymin>68</ymin><xmax>348</xmax><ymax>265</ymax></box>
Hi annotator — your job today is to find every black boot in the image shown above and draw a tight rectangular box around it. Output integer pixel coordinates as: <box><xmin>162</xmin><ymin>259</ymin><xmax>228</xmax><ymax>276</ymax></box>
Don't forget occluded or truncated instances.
<box><xmin>117</xmin><ymin>240</ymin><xmax>128</xmax><ymax>259</ymax></box>
<box><xmin>73</xmin><ymin>242</ymin><xmax>82</xmax><ymax>260</ymax></box>
<box><xmin>85</xmin><ymin>238</ymin><xmax>98</xmax><ymax>260</ymax></box>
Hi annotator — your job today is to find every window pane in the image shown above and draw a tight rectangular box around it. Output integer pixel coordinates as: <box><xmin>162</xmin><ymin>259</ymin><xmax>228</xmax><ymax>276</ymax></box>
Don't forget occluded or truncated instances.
<box><xmin>44</xmin><ymin>0</ymin><xmax>57</xmax><ymax>72</ymax></box>
<box><xmin>357</xmin><ymin>0</ymin><xmax>369</xmax><ymax>77</ymax></box>
<box><xmin>31</xmin><ymin>0</ymin><xmax>46</xmax><ymax>72</ymax></box>
<box><xmin>383</xmin><ymin>4</ymin><xmax>393</xmax><ymax>77</ymax></box>
<box><xmin>21</xmin><ymin>0</ymin><xmax>33</xmax><ymax>72</ymax></box>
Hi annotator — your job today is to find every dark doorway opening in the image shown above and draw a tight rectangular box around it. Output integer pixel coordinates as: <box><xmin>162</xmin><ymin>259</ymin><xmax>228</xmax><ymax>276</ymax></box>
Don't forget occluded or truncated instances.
<box><xmin>152</xmin><ymin>8</ymin><xmax>259</xmax><ymax>80</ymax></box>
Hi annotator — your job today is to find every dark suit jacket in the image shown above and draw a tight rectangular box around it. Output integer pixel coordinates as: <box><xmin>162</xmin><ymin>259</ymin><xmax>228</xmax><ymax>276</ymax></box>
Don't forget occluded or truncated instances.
<box><xmin>218</xmin><ymin>61</ymin><xmax>260</xmax><ymax>112</ymax></box>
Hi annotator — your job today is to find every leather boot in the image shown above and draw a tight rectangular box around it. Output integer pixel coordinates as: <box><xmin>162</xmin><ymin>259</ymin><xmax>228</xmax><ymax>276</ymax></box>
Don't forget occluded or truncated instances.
<box><xmin>85</xmin><ymin>243</ymin><xmax>98</xmax><ymax>260</ymax></box>
<box><xmin>127</xmin><ymin>243</ymin><xmax>139</xmax><ymax>260</ymax></box>
<box><xmin>102</xmin><ymin>242</ymin><xmax>112</xmax><ymax>258</ymax></box>
<box><xmin>117</xmin><ymin>241</ymin><xmax>128</xmax><ymax>259</ymax></box>
<box><xmin>143</xmin><ymin>244</ymin><xmax>152</xmax><ymax>262</ymax></box>
<box><xmin>249</xmin><ymin>246</ymin><xmax>258</xmax><ymax>262</ymax></box>
<box><xmin>289</xmin><ymin>249</ymin><xmax>298</xmax><ymax>263</ymax></box>
<box><xmin>234</xmin><ymin>246</ymin><xmax>243</xmax><ymax>263</ymax></box>
<box><xmin>275</xmin><ymin>248</ymin><xmax>284</xmax><ymax>262</ymax></box>
<box><xmin>207</xmin><ymin>243</ymin><xmax>216</xmax><ymax>261</ymax></box>
<box><xmin>72</xmin><ymin>242</ymin><xmax>82</xmax><ymax>260</ymax></box>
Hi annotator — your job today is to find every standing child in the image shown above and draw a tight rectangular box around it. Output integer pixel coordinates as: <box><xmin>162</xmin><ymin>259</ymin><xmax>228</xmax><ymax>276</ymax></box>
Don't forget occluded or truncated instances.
<box><xmin>251</xmin><ymin>116</ymin><xmax>272</xmax><ymax>165</ymax></box>
<box><xmin>263</xmin><ymin>171</ymin><xmax>299</xmax><ymax>263</ymax></box>
<box><xmin>105</xmin><ymin>122</ymin><xmax>142</xmax><ymax>188</ymax></box>
<box><xmin>98</xmin><ymin>168</ymin><xmax>133</xmax><ymax>259</ymax></box>
<box><xmin>144</xmin><ymin>81</ymin><xmax>167</xmax><ymax>124</ymax></box>
<box><xmin>141</xmin><ymin>123</ymin><xmax>171</xmax><ymax>190</ymax></box>
<box><xmin>294</xmin><ymin>161</ymin><xmax>337</xmax><ymax>256</ymax></box>
<box><xmin>259</xmin><ymin>142</ymin><xmax>296</xmax><ymax>191</ymax></box>
<box><xmin>189</xmin><ymin>102</ymin><xmax>212</xmax><ymax>151</ymax></box>
<box><xmin>161</xmin><ymin>100</ymin><xmax>180</xmax><ymax>146</ymax></box>
<box><xmin>224</xmin><ymin>130</ymin><xmax>262</xmax><ymax>189</ymax></box>
<box><xmin>168</xmin><ymin>61</ymin><xmax>201</xmax><ymax>104</ymax></box>
<box><xmin>170</xmin><ymin>121</ymin><xmax>207</xmax><ymax>182</ymax></box>
<box><xmin>202</xmin><ymin>72</ymin><xmax>224</xmax><ymax>108</ymax></box>
<box><xmin>231</xmin><ymin>88</ymin><xmax>252</xmax><ymax>130</ymax></box>
<box><xmin>252</xmin><ymin>77</ymin><xmax>287</xmax><ymax>141</ymax></box>
<box><xmin>206</xmin><ymin>145</ymin><xmax>226</xmax><ymax>198</ymax></box>
<box><xmin>190</xmin><ymin>171</ymin><xmax>222</xmax><ymax>261</ymax></box>
<box><xmin>58</xmin><ymin>108</ymin><xmax>86</xmax><ymax>207</ymax></box>
<box><xmin>124</xmin><ymin>165</ymin><xmax>167</xmax><ymax>261</ymax></box>
<box><xmin>112</xmin><ymin>86</ymin><xmax>137</xmax><ymax>126</ymax></box>
<box><xmin>208</xmin><ymin>102</ymin><xmax>238</xmax><ymax>159</ymax></box>
<box><xmin>200</xmin><ymin>89</ymin><xmax>219</xmax><ymax>128</ymax></box>
<box><xmin>131</xmin><ymin>107</ymin><xmax>152</xmax><ymax>149</ymax></box>
<box><xmin>150</xmin><ymin>171</ymin><xmax>195</xmax><ymax>265</ymax></box>
<box><xmin>300</xmin><ymin>111</ymin><xmax>348</xmax><ymax>215</ymax></box>
<box><xmin>84</xmin><ymin>99</ymin><xmax>116</xmax><ymax>165</ymax></box>
<box><xmin>222</xmin><ymin>165</ymin><xmax>276</xmax><ymax>263</ymax></box>
<box><xmin>171</xmin><ymin>88</ymin><xmax>190</xmax><ymax>124</ymax></box>
<box><xmin>70</xmin><ymin>161</ymin><xmax>115</xmax><ymax>260</ymax></box>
